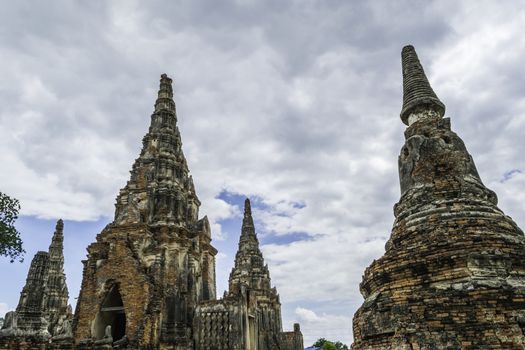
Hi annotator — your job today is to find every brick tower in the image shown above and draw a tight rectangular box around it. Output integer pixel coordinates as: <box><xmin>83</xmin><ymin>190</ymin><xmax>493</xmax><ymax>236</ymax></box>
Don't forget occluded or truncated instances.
<box><xmin>352</xmin><ymin>46</ymin><xmax>525</xmax><ymax>348</ymax></box>
<box><xmin>73</xmin><ymin>75</ymin><xmax>217</xmax><ymax>349</ymax></box>
<box><xmin>194</xmin><ymin>199</ymin><xmax>303</xmax><ymax>350</ymax></box>
<box><xmin>0</xmin><ymin>220</ymin><xmax>72</xmax><ymax>348</ymax></box>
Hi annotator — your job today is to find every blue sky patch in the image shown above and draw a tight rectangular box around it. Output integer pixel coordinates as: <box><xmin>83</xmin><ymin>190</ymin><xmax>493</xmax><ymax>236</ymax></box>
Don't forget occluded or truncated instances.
<box><xmin>500</xmin><ymin>169</ymin><xmax>522</xmax><ymax>183</ymax></box>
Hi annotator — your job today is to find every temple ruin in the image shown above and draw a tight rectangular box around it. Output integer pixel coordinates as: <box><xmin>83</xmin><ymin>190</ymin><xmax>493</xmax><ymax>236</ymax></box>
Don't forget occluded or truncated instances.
<box><xmin>72</xmin><ymin>74</ymin><xmax>219</xmax><ymax>349</ymax></box>
<box><xmin>6</xmin><ymin>44</ymin><xmax>525</xmax><ymax>349</ymax></box>
<box><xmin>0</xmin><ymin>74</ymin><xmax>300</xmax><ymax>350</ymax></box>
<box><xmin>0</xmin><ymin>74</ymin><xmax>302</xmax><ymax>350</ymax></box>
<box><xmin>194</xmin><ymin>198</ymin><xmax>303</xmax><ymax>350</ymax></box>
<box><xmin>352</xmin><ymin>45</ymin><xmax>525</xmax><ymax>348</ymax></box>
<box><xmin>0</xmin><ymin>220</ymin><xmax>73</xmax><ymax>349</ymax></box>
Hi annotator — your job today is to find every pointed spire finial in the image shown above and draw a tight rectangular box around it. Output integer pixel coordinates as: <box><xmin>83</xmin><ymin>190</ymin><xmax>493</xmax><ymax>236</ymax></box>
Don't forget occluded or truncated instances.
<box><xmin>56</xmin><ymin>218</ymin><xmax>64</xmax><ymax>233</ymax></box>
<box><xmin>244</xmin><ymin>198</ymin><xmax>251</xmax><ymax>216</ymax></box>
<box><xmin>155</xmin><ymin>73</ymin><xmax>176</xmax><ymax>114</ymax></box>
<box><xmin>241</xmin><ymin>198</ymin><xmax>255</xmax><ymax>238</ymax></box>
<box><xmin>48</xmin><ymin>219</ymin><xmax>65</xmax><ymax>260</ymax></box>
<box><xmin>50</xmin><ymin>219</ymin><xmax>64</xmax><ymax>247</ymax></box>
<box><xmin>400</xmin><ymin>45</ymin><xmax>445</xmax><ymax>125</ymax></box>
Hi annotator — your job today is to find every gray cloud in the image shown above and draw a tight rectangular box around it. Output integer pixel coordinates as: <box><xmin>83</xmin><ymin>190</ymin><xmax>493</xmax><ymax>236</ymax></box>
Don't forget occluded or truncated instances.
<box><xmin>1</xmin><ymin>0</ymin><xmax>525</xmax><ymax>344</ymax></box>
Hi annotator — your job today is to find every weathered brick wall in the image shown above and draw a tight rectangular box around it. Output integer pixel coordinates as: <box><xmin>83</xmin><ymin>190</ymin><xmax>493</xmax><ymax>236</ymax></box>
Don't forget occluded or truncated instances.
<box><xmin>352</xmin><ymin>118</ymin><xmax>525</xmax><ymax>347</ymax></box>
<box><xmin>73</xmin><ymin>225</ymin><xmax>156</xmax><ymax>347</ymax></box>
<box><xmin>0</xmin><ymin>337</ymin><xmax>73</xmax><ymax>350</ymax></box>
<box><xmin>280</xmin><ymin>324</ymin><xmax>303</xmax><ymax>350</ymax></box>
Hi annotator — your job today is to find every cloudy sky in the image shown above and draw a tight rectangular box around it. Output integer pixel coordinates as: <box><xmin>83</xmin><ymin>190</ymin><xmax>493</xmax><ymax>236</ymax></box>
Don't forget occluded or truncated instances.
<box><xmin>2</xmin><ymin>0</ymin><xmax>525</xmax><ymax>346</ymax></box>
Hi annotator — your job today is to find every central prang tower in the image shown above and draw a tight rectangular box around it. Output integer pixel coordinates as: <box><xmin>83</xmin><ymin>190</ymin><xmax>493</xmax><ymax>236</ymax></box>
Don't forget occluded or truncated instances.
<box><xmin>73</xmin><ymin>74</ymin><xmax>217</xmax><ymax>349</ymax></box>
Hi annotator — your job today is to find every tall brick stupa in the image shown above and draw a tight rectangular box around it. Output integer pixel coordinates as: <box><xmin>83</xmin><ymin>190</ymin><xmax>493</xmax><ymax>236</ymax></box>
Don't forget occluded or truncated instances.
<box><xmin>352</xmin><ymin>46</ymin><xmax>525</xmax><ymax>348</ymax></box>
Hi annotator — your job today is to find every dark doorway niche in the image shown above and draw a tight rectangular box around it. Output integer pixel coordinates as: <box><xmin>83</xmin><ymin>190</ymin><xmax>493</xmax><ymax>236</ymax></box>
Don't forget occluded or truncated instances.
<box><xmin>93</xmin><ymin>284</ymin><xmax>126</xmax><ymax>341</ymax></box>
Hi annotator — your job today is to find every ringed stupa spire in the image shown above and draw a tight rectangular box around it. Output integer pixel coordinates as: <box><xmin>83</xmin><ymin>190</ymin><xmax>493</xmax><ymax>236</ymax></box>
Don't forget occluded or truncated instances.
<box><xmin>400</xmin><ymin>45</ymin><xmax>445</xmax><ymax>125</ymax></box>
<box><xmin>352</xmin><ymin>46</ymin><xmax>525</xmax><ymax>349</ymax></box>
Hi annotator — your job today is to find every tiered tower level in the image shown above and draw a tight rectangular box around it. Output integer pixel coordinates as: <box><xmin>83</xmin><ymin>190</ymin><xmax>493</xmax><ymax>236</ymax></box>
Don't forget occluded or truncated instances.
<box><xmin>352</xmin><ymin>46</ymin><xmax>525</xmax><ymax>348</ymax></box>
<box><xmin>73</xmin><ymin>75</ymin><xmax>217</xmax><ymax>349</ymax></box>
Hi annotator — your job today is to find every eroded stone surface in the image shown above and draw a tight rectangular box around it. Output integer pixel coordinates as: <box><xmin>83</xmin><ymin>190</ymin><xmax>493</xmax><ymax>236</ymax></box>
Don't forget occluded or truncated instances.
<box><xmin>352</xmin><ymin>46</ymin><xmax>525</xmax><ymax>349</ymax></box>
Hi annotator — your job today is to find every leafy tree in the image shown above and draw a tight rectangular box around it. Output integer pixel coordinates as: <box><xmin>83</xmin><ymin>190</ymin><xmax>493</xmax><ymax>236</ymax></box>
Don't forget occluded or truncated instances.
<box><xmin>323</xmin><ymin>342</ymin><xmax>337</xmax><ymax>350</ymax></box>
<box><xmin>0</xmin><ymin>192</ymin><xmax>24</xmax><ymax>262</ymax></box>
<box><xmin>333</xmin><ymin>341</ymin><xmax>349</xmax><ymax>350</ymax></box>
<box><xmin>312</xmin><ymin>338</ymin><xmax>349</xmax><ymax>350</ymax></box>
<box><xmin>313</xmin><ymin>338</ymin><xmax>329</xmax><ymax>347</ymax></box>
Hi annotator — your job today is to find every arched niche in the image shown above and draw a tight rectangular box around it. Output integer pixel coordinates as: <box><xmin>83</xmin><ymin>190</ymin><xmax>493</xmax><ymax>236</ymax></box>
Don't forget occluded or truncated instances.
<box><xmin>92</xmin><ymin>283</ymin><xmax>126</xmax><ymax>341</ymax></box>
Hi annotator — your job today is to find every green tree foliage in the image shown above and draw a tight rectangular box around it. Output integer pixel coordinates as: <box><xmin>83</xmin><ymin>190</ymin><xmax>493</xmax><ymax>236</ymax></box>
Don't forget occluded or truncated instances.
<box><xmin>323</xmin><ymin>342</ymin><xmax>337</xmax><ymax>350</ymax></box>
<box><xmin>312</xmin><ymin>338</ymin><xmax>349</xmax><ymax>350</ymax></box>
<box><xmin>0</xmin><ymin>191</ymin><xmax>24</xmax><ymax>262</ymax></box>
<box><xmin>333</xmin><ymin>341</ymin><xmax>348</xmax><ymax>350</ymax></box>
<box><xmin>313</xmin><ymin>338</ymin><xmax>328</xmax><ymax>347</ymax></box>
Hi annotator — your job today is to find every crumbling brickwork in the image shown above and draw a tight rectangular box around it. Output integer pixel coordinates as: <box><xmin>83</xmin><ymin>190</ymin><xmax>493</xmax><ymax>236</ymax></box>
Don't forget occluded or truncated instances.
<box><xmin>352</xmin><ymin>45</ymin><xmax>525</xmax><ymax>349</ymax></box>
<box><xmin>280</xmin><ymin>324</ymin><xmax>303</xmax><ymax>350</ymax></box>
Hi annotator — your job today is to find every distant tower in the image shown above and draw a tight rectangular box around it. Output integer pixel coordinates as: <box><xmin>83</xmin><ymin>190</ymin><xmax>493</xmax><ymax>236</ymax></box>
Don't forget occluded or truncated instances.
<box><xmin>228</xmin><ymin>198</ymin><xmax>283</xmax><ymax>349</ymax></box>
<box><xmin>352</xmin><ymin>46</ymin><xmax>525</xmax><ymax>348</ymax></box>
<box><xmin>14</xmin><ymin>251</ymin><xmax>51</xmax><ymax>335</ymax></box>
<box><xmin>73</xmin><ymin>74</ymin><xmax>217</xmax><ymax>349</ymax></box>
<box><xmin>0</xmin><ymin>220</ymin><xmax>71</xmax><ymax>344</ymax></box>
<box><xmin>228</xmin><ymin>199</ymin><xmax>275</xmax><ymax>297</ymax></box>
<box><xmin>194</xmin><ymin>199</ymin><xmax>303</xmax><ymax>350</ymax></box>
<box><xmin>45</xmin><ymin>219</ymin><xmax>70</xmax><ymax>333</ymax></box>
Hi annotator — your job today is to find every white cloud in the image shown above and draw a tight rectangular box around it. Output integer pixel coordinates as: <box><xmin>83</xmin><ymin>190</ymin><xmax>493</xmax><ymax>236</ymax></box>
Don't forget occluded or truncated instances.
<box><xmin>0</xmin><ymin>303</ymin><xmax>12</xmax><ymax>318</ymax></box>
<box><xmin>1</xmin><ymin>0</ymin><xmax>525</xmax><ymax>344</ymax></box>
<box><xmin>262</xmin><ymin>231</ymin><xmax>385</xmax><ymax>304</ymax></box>
<box><xmin>294</xmin><ymin>307</ymin><xmax>353</xmax><ymax>346</ymax></box>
